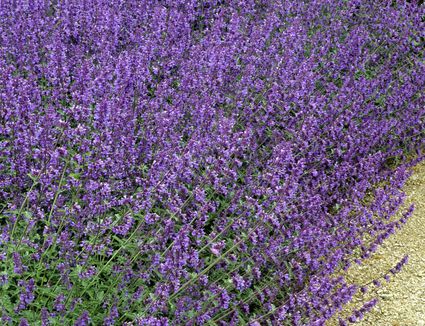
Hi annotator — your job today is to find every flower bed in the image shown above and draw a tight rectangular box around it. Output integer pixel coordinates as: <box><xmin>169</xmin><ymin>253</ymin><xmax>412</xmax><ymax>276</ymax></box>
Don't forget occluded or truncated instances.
<box><xmin>0</xmin><ymin>1</ymin><xmax>424</xmax><ymax>325</ymax></box>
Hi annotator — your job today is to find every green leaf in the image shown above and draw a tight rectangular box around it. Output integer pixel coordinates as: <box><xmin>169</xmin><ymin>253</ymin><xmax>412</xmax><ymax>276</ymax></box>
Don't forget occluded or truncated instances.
<box><xmin>23</xmin><ymin>211</ymin><xmax>32</xmax><ymax>219</ymax></box>
<box><xmin>0</xmin><ymin>293</ymin><xmax>13</xmax><ymax>311</ymax></box>
<box><xmin>27</xmin><ymin>173</ymin><xmax>39</xmax><ymax>183</ymax></box>
<box><xmin>96</xmin><ymin>291</ymin><xmax>105</xmax><ymax>301</ymax></box>
<box><xmin>69</xmin><ymin>172</ymin><xmax>80</xmax><ymax>179</ymax></box>
<box><xmin>283</xmin><ymin>261</ymin><xmax>294</xmax><ymax>280</ymax></box>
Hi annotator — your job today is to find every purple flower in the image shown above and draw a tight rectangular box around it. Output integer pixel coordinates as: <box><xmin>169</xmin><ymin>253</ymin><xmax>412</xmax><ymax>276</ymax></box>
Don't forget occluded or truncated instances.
<box><xmin>19</xmin><ymin>319</ymin><xmax>29</xmax><ymax>326</ymax></box>
<box><xmin>75</xmin><ymin>311</ymin><xmax>90</xmax><ymax>326</ymax></box>
<box><xmin>13</xmin><ymin>252</ymin><xmax>25</xmax><ymax>275</ymax></box>
<box><xmin>16</xmin><ymin>279</ymin><xmax>35</xmax><ymax>312</ymax></box>
<box><xmin>78</xmin><ymin>266</ymin><xmax>97</xmax><ymax>280</ymax></box>
<box><xmin>136</xmin><ymin>316</ymin><xmax>169</xmax><ymax>326</ymax></box>
<box><xmin>104</xmin><ymin>305</ymin><xmax>119</xmax><ymax>326</ymax></box>
<box><xmin>210</xmin><ymin>240</ymin><xmax>225</xmax><ymax>256</ymax></box>
<box><xmin>232</xmin><ymin>274</ymin><xmax>247</xmax><ymax>291</ymax></box>
<box><xmin>0</xmin><ymin>274</ymin><xmax>8</xmax><ymax>286</ymax></box>
<box><xmin>41</xmin><ymin>308</ymin><xmax>50</xmax><ymax>326</ymax></box>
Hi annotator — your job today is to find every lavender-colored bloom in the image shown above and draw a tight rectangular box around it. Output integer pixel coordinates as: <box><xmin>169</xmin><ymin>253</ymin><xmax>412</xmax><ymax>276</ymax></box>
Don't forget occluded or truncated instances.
<box><xmin>75</xmin><ymin>311</ymin><xmax>90</xmax><ymax>326</ymax></box>
<box><xmin>12</xmin><ymin>252</ymin><xmax>25</xmax><ymax>275</ymax></box>
<box><xmin>19</xmin><ymin>319</ymin><xmax>29</xmax><ymax>326</ymax></box>
<box><xmin>0</xmin><ymin>273</ymin><xmax>8</xmax><ymax>286</ymax></box>
<box><xmin>104</xmin><ymin>304</ymin><xmax>119</xmax><ymax>326</ymax></box>
<box><xmin>53</xmin><ymin>294</ymin><xmax>66</xmax><ymax>314</ymax></box>
<box><xmin>16</xmin><ymin>279</ymin><xmax>35</xmax><ymax>312</ymax></box>
<box><xmin>136</xmin><ymin>316</ymin><xmax>169</xmax><ymax>326</ymax></box>
<box><xmin>390</xmin><ymin>254</ymin><xmax>409</xmax><ymax>275</ymax></box>
<box><xmin>112</xmin><ymin>214</ymin><xmax>134</xmax><ymax>236</ymax></box>
<box><xmin>41</xmin><ymin>308</ymin><xmax>50</xmax><ymax>326</ymax></box>
<box><xmin>210</xmin><ymin>240</ymin><xmax>225</xmax><ymax>256</ymax></box>
<box><xmin>1</xmin><ymin>313</ymin><xmax>12</xmax><ymax>324</ymax></box>
<box><xmin>78</xmin><ymin>266</ymin><xmax>97</xmax><ymax>280</ymax></box>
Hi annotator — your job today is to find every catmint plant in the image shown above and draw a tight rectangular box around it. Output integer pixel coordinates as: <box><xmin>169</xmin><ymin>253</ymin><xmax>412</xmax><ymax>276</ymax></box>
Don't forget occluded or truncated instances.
<box><xmin>0</xmin><ymin>0</ymin><xmax>424</xmax><ymax>325</ymax></box>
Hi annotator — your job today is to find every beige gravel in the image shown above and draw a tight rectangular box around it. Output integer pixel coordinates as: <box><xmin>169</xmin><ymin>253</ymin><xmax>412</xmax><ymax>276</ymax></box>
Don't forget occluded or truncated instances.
<box><xmin>328</xmin><ymin>161</ymin><xmax>425</xmax><ymax>325</ymax></box>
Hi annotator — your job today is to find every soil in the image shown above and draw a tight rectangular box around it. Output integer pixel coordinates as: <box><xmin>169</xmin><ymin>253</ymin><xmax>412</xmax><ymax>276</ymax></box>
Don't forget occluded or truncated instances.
<box><xmin>328</xmin><ymin>161</ymin><xmax>425</xmax><ymax>325</ymax></box>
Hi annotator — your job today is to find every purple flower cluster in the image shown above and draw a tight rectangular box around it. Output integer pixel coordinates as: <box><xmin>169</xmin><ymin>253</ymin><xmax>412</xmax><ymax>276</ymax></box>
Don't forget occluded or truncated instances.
<box><xmin>0</xmin><ymin>0</ymin><xmax>424</xmax><ymax>325</ymax></box>
<box><xmin>15</xmin><ymin>279</ymin><xmax>35</xmax><ymax>312</ymax></box>
<box><xmin>390</xmin><ymin>254</ymin><xmax>409</xmax><ymax>275</ymax></box>
<box><xmin>346</xmin><ymin>298</ymin><xmax>378</xmax><ymax>323</ymax></box>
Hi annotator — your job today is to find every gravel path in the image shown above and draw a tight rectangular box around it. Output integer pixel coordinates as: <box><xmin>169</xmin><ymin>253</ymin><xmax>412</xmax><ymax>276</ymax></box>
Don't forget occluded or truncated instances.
<box><xmin>328</xmin><ymin>161</ymin><xmax>425</xmax><ymax>325</ymax></box>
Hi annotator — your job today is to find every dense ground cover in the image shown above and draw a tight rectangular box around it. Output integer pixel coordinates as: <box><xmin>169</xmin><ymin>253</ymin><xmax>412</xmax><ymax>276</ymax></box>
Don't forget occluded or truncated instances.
<box><xmin>0</xmin><ymin>1</ymin><xmax>424</xmax><ymax>325</ymax></box>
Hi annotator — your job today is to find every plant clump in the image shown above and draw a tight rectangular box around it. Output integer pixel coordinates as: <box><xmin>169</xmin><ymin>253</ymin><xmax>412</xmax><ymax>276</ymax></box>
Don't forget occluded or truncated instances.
<box><xmin>0</xmin><ymin>1</ymin><xmax>424</xmax><ymax>325</ymax></box>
